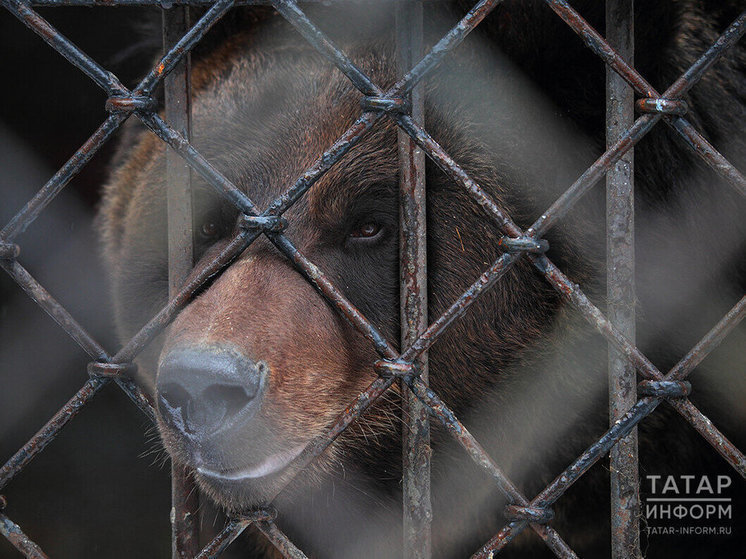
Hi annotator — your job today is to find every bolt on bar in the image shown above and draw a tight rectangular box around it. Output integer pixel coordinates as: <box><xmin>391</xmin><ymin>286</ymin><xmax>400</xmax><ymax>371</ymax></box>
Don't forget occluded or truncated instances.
<box><xmin>605</xmin><ymin>1</ymin><xmax>640</xmax><ymax>557</ymax></box>
<box><xmin>163</xmin><ymin>6</ymin><xmax>201</xmax><ymax>557</ymax></box>
<box><xmin>396</xmin><ymin>2</ymin><xmax>431</xmax><ymax>557</ymax></box>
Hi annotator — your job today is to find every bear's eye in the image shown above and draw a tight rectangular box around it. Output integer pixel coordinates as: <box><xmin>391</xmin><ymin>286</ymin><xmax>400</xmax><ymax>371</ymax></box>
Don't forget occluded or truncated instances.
<box><xmin>199</xmin><ymin>221</ymin><xmax>220</xmax><ymax>240</ymax></box>
<box><xmin>349</xmin><ymin>221</ymin><xmax>383</xmax><ymax>240</ymax></box>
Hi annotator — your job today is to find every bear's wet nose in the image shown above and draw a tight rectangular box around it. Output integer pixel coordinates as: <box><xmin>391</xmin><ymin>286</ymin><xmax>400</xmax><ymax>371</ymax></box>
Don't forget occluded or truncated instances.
<box><xmin>156</xmin><ymin>345</ymin><xmax>267</xmax><ymax>438</ymax></box>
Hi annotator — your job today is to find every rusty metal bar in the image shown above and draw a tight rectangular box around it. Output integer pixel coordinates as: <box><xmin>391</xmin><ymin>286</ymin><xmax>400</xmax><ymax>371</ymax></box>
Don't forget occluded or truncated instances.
<box><xmin>406</xmin><ymin>376</ymin><xmax>578</xmax><ymax>558</ymax></box>
<box><xmin>396</xmin><ymin>3</ymin><xmax>431</xmax><ymax>557</ymax></box>
<box><xmin>0</xmin><ymin>258</ymin><xmax>108</xmax><ymax>360</ymax></box>
<box><xmin>392</xmin><ymin>0</ymin><xmax>502</xmax><ymax>96</ymax></box>
<box><xmin>163</xmin><ymin>6</ymin><xmax>200</xmax><ymax>557</ymax></box>
<box><xmin>0</xmin><ymin>114</ymin><xmax>127</xmax><ymax>241</ymax></box>
<box><xmin>605</xmin><ymin>1</ymin><xmax>639</xmax><ymax>557</ymax></box>
<box><xmin>401</xmin><ymin>252</ymin><xmax>520</xmax><ymax>360</ymax></box>
<box><xmin>255</xmin><ymin>521</ymin><xmax>309</xmax><ymax>559</ymax></box>
<box><xmin>532</xmin><ymin>254</ymin><xmax>746</xmax><ymax>478</ymax></box>
<box><xmin>543</xmin><ymin>1</ymin><xmax>746</xmax><ymax>198</ymax></box>
<box><xmin>477</xmin><ymin>295</ymin><xmax>746</xmax><ymax>554</ymax></box>
<box><xmin>194</xmin><ymin>518</ymin><xmax>251</xmax><ymax>559</ymax></box>
<box><xmin>393</xmin><ymin>113</ymin><xmax>522</xmax><ymax>236</ymax></box>
<box><xmin>0</xmin><ymin>510</ymin><xmax>49</xmax><ymax>559</ymax></box>
<box><xmin>271</xmin><ymin>0</ymin><xmax>381</xmax><ymax>97</ymax></box>
<box><xmin>669</xmin><ymin>296</ymin><xmax>746</xmax><ymax>380</ymax></box>
<box><xmin>0</xmin><ymin>378</ymin><xmax>107</xmax><ymax>491</ymax></box>
<box><xmin>1</xmin><ymin>0</ymin><xmax>127</xmax><ymax>94</ymax></box>
<box><xmin>138</xmin><ymin>0</ymin><xmax>234</xmax><ymax>97</ymax></box>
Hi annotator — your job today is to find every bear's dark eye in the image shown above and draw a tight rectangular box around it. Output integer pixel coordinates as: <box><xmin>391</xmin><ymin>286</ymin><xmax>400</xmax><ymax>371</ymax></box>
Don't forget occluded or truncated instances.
<box><xmin>349</xmin><ymin>221</ymin><xmax>383</xmax><ymax>241</ymax></box>
<box><xmin>199</xmin><ymin>221</ymin><xmax>220</xmax><ymax>240</ymax></box>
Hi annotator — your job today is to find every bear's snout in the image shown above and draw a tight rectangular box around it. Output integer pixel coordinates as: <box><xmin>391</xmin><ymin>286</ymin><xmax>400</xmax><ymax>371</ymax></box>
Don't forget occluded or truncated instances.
<box><xmin>157</xmin><ymin>344</ymin><xmax>267</xmax><ymax>439</ymax></box>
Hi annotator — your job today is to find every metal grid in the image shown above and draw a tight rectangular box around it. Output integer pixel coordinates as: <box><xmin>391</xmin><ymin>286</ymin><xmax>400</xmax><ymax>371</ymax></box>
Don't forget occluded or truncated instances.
<box><xmin>0</xmin><ymin>0</ymin><xmax>745</xmax><ymax>557</ymax></box>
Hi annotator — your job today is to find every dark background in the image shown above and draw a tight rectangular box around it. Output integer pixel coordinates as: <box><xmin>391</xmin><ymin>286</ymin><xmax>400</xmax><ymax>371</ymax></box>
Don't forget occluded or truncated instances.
<box><xmin>0</xmin><ymin>7</ymin><xmax>173</xmax><ymax>557</ymax></box>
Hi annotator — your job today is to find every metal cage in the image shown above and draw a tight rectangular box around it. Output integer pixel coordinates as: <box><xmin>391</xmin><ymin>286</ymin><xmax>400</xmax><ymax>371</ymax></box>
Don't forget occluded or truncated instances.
<box><xmin>1</xmin><ymin>0</ymin><xmax>745</xmax><ymax>557</ymax></box>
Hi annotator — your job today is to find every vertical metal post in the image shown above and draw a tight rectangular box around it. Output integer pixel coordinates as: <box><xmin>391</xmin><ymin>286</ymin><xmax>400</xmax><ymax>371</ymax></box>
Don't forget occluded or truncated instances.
<box><xmin>396</xmin><ymin>3</ymin><xmax>431</xmax><ymax>558</ymax></box>
<box><xmin>163</xmin><ymin>7</ymin><xmax>200</xmax><ymax>558</ymax></box>
<box><xmin>606</xmin><ymin>1</ymin><xmax>640</xmax><ymax>557</ymax></box>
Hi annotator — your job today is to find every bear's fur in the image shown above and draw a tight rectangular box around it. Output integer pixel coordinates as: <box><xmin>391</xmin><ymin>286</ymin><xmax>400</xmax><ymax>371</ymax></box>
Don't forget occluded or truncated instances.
<box><xmin>98</xmin><ymin>2</ymin><xmax>746</xmax><ymax>557</ymax></box>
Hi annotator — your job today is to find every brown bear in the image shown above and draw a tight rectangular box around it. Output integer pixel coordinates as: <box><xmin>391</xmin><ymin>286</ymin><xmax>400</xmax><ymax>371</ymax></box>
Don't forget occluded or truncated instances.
<box><xmin>98</xmin><ymin>1</ymin><xmax>746</xmax><ymax>557</ymax></box>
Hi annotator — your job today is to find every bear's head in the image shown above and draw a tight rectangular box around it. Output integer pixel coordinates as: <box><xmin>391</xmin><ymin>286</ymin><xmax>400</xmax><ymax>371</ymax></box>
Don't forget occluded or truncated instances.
<box><xmin>98</xmin><ymin>6</ymin><xmax>598</xmax><ymax>512</ymax></box>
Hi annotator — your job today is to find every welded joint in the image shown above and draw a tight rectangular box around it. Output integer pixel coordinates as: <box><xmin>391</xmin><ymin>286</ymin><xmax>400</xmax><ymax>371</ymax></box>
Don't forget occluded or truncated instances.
<box><xmin>0</xmin><ymin>241</ymin><xmax>20</xmax><ymax>260</ymax></box>
<box><xmin>498</xmin><ymin>236</ymin><xmax>549</xmax><ymax>254</ymax></box>
<box><xmin>239</xmin><ymin>214</ymin><xmax>288</xmax><ymax>234</ymax></box>
<box><xmin>504</xmin><ymin>504</ymin><xmax>554</xmax><ymax>524</ymax></box>
<box><xmin>87</xmin><ymin>361</ymin><xmax>136</xmax><ymax>379</ymax></box>
<box><xmin>230</xmin><ymin>506</ymin><xmax>278</xmax><ymax>523</ymax></box>
<box><xmin>638</xmin><ymin>380</ymin><xmax>692</xmax><ymax>398</ymax></box>
<box><xmin>360</xmin><ymin>96</ymin><xmax>411</xmax><ymax>115</ymax></box>
<box><xmin>374</xmin><ymin>358</ymin><xmax>417</xmax><ymax>380</ymax></box>
<box><xmin>105</xmin><ymin>95</ymin><xmax>158</xmax><ymax>114</ymax></box>
<box><xmin>635</xmin><ymin>98</ymin><xmax>689</xmax><ymax>116</ymax></box>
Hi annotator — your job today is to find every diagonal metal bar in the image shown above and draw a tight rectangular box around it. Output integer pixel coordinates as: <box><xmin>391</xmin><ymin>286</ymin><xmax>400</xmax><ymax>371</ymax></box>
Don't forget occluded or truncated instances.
<box><xmin>475</xmin><ymin>296</ymin><xmax>746</xmax><ymax>555</ymax></box>
<box><xmin>268</xmin><ymin>234</ymin><xmax>398</xmax><ymax>358</ymax></box>
<box><xmin>393</xmin><ymin>114</ymin><xmax>522</xmax><ymax>236</ymax></box>
<box><xmin>115</xmin><ymin>106</ymin><xmax>381</xmax><ymax>364</ymax></box>
<box><xmin>255</xmin><ymin>520</ymin><xmax>309</xmax><ymax>559</ymax></box>
<box><xmin>0</xmin><ymin>259</ymin><xmax>108</xmax><ymax>360</ymax></box>
<box><xmin>271</xmin><ymin>0</ymin><xmax>381</xmax><ymax>97</ymax></box>
<box><xmin>0</xmin><ymin>512</ymin><xmax>49</xmax><ymax>559</ymax></box>
<box><xmin>531</xmin><ymin>6</ymin><xmax>746</xmax><ymax>236</ymax></box>
<box><xmin>527</xmin><ymin>112</ymin><xmax>659</xmax><ymax>238</ymax></box>
<box><xmin>544</xmin><ymin>1</ymin><xmax>746</xmax><ymax>197</ymax></box>
<box><xmin>669</xmin><ymin>295</ymin><xmax>746</xmax><ymax>380</ymax></box>
<box><xmin>263</xmin><ymin>112</ymin><xmax>383</xmax><ymax>216</ymax></box>
<box><xmin>194</xmin><ymin>518</ymin><xmax>252</xmax><ymax>559</ymax></box>
<box><xmin>402</xmin><ymin>251</ymin><xmax>520</xmax><ymax>361</ymax></box>
<box><xmin>666</xmin><ymin>116</ymin><xmax>746</xmax><ymax>198</ymax></box>
<box><xmin>114</xmin><ymin>231</ymin><xmax>251</xmax><ymax>363</ymax></box>
<box><xmin>406</xmin><ymin>376</ymin><xmax>579</xmax><ymax>558</ymax></box>
<box><xmin>0</xmin><ymin>377</ymin><xmax>108</xmax><ymax>491</ymax></box>
<box><xmin>135</xmin><ymin>0</ymin><xmax>235</xmax><ymax>97</ymax></box>
<box><xmin>392</xmin><ymin>0</ymin><xmax>503</xmax><ymax>96</ymax></box>
<box><xmin>532</xmin><ymin>254</ymin><xmax>746</xmax><ymax>477</ymax></box>
<box><xmin>472</xmin><ymin>396</ymin><xmax>659</xmax><ymax>557</ymax></box>
<box><xmin>1</xmin><ymin>0</ymin><xmax>127</xmax><ymax>95</ymax></box>
<box><xmin>137</xmin><ymin>112</ymin><xmax>259</xmax><ymax>215</ymax></box>
<box><xmin>384</xmin><ymin>50</ymin><xmax>746</xmax><ymax>482</ymax></box>
<box><xmin>270</xmin><ymin>375</ymin><xmax>397</xmax><ymax>506</ymax></box>
<box><xmin>0</xmin><ymin>114</ymin><xmax>127</xmax><ymax>241</ymax></box>
<box><xmin>273</xmin><ymin>0</ymin><xmax>504</xmax><ymax>102</ymax></box>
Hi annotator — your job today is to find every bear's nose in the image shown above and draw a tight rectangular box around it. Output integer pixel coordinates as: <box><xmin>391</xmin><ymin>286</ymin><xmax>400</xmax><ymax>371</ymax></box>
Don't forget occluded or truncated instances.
<box><xmin>156</xmin><ymin>345</ymin><xmax>267</xmax><ymax>438</ymax></box>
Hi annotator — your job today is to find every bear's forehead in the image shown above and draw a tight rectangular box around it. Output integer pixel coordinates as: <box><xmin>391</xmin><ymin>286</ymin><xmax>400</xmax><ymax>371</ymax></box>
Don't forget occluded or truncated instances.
<box><xmin>183</xmin><ymin>41</ymin><xmax>401</xmax><ymax>218</ymax></box>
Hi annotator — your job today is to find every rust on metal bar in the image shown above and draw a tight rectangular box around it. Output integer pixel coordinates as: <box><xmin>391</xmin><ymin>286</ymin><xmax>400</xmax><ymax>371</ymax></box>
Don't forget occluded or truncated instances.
<box><xmin>0</xmin><ymin>511</ymin><xmax>49</xmax><ymax>559</ymax></box>
<box><xmin>635</xmin><ymin>98</ymin><xmax>688</xmax><ymax>115</ymax></box>
<box><xmin>194</xmin><ymin>518</ymin><xmax>252</xmax><ymax>559</ymax></box>
<box><xmin>0</xmin><ymin>378</ymin><xmax>108</xmax><ymax>491</ymax></box>
<box><xmin>405</xmin><ymin>376</ymin><xmax>578</xmax><ymax>558</ymax></box>
<box><xmin>637</xmin><ymin>380</ymin><xmax>692</xmax><ymax>398</ymax></box>
<box><xmin>255</xmin><ymin>520</ymin><xmax>309</xmax><ymax>559</ymax></box>
<box><xmin>0</xmin><ymin>114</ymin><xmax>126</xmax><ymax>242</ymax></box>
<box><xmin>605</xmin><ymin>1</ymin><xmax>640</xmax><ymax>557</ymax></box>
<box><xmin>163</xmin><ymin>5</ymin><xmax>201</xmax><ymax>558</ymax></box>
<box><xmin>396</xmin><ymin>3</ymin><xmax>431</xmax><ymax>557</ymax></box>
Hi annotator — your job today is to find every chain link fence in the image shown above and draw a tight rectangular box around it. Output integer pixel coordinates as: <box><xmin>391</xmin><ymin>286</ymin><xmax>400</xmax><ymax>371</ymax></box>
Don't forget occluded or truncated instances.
<box><xmin>1</xmin><ymin>0</ymin><xmax>745</xmax><ymax>557</ymax></box>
